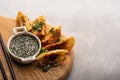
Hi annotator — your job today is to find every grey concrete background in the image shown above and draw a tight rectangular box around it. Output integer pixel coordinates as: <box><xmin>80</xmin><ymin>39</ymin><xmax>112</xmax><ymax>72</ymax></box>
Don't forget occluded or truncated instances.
<box><xmin>0</xmin><ymin>0</ymin><xmax>120</xmax><ymax>80</ymax></box>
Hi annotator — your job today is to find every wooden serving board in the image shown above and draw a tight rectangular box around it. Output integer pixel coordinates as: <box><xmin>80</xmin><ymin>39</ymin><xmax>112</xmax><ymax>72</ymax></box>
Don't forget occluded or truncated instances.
<box><xmin>0</xmin><ymin>16</ymin><xmax>74</xmax><ymax>80</ymax></box>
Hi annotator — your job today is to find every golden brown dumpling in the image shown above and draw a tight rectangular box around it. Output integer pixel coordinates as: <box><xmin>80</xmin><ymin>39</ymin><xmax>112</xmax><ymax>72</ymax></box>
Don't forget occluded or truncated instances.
<box><xmin>36</xmin><ymin>49</ymin><xmax>68</xmax><ymax>66</ymax></box>
<box><xmin>32</xmin><ymin>16</ymin><xmax>46</xmax><ymax>39</ymax></box>
<box><xmin>16</xmin><ymin>11</ymin><xmax>32</xmax><ymax>31</ymax></box>
<box><xmin>41</xmin><ymin>25</ymin><xmax>61</xmax><ymax>46</ymax></box>
<box><xmin>44</xmin><ymin>36</ymin><xmax>75</xmax><ymax>52</ymax></box>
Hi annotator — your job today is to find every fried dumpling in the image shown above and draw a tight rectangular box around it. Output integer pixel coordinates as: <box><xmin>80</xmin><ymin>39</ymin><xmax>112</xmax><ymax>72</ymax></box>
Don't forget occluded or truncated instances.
<box><xmin>41</xmin><ymin>25</ymin><xmax>61</xmax><ymax>46</ymax></box>
<box><xmin>16</xmin><ymin>11</ymin><xmax>32</xmax><ymax>31</ymax></box>
<box><xmin>32</xmin><ymin>16</ymin><xmax>46</xmax><ymax>39</ymax></box>
<box><xmin>43</xmin><ymin>36</ymin><xmax>75</xmax><ymax>52</ymax></box>
<box><xmin>36</xmin><ymin>49</ymin><xmax>68</xmax><ymax>66</ymax></box>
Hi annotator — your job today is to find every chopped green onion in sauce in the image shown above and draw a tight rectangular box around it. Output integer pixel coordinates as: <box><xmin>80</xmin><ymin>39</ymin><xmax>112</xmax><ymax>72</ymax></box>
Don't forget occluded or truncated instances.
<box><xmin>9</xmin><ymin>35</ymin><xmax>39</xmax><ymax>58</ymax></box>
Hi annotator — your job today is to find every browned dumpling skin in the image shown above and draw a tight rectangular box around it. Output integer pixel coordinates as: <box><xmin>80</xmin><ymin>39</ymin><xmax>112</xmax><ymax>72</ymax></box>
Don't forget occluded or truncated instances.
<box><xmin>36</xmin><ymin>49</ymin><xmax>68</xmax><ymax>66</ymax></box>
<box><xmin>43</xmin><ymin>36</ymin><xmax>75</xmax><ymax>52</ymax></box>
<box><xmin>16</xmin><ymin>11</ymin><xmax>32</xmax><ymax>31</ymax></box>
<box><xmin>41</xmin><ymin>25</ymin><xmax>61</xmax><ymax>46</ymax></box>
<box><xmin>32</xmin><ymin>16</ymin><xmax>46</xmax><ymax>39</ymax></box>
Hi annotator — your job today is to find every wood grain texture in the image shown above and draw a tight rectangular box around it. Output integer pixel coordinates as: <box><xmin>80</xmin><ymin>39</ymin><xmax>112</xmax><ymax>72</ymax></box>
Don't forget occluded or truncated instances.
<box><xmin>0</xmin><ymin>16</ymin><xmax>74</xmax><ymax>80</ymax></box>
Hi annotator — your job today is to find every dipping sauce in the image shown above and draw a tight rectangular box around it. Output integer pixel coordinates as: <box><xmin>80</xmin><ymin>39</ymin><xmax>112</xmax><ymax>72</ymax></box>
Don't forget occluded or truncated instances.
<box><xmin>9</xmin><ymin>35</ymin><xmax>39</xmax><ymax>58</ymax></box>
